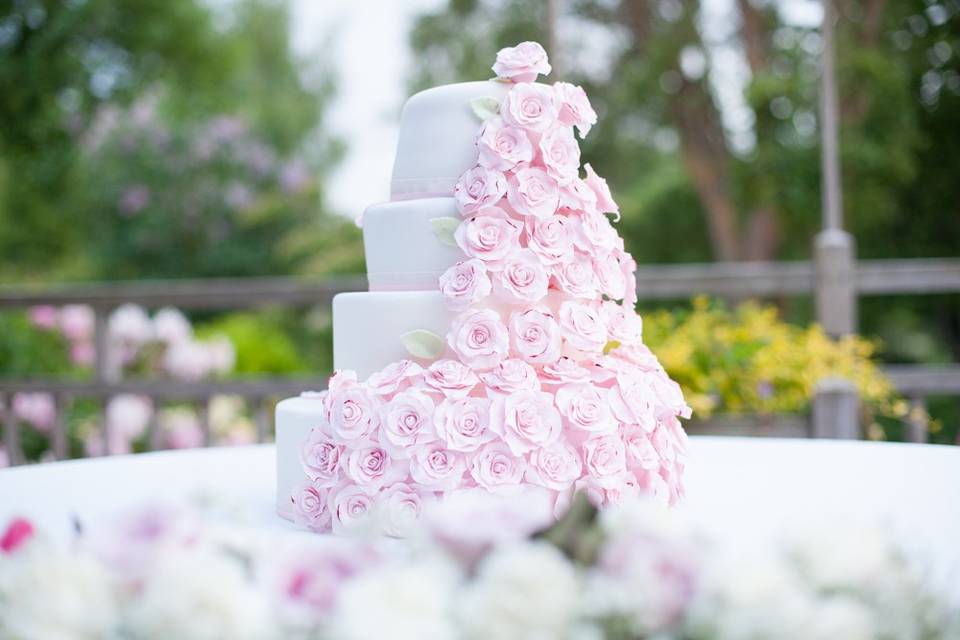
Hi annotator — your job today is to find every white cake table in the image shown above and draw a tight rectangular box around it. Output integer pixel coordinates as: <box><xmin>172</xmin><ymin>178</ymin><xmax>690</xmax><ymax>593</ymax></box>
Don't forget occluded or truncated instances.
<box><xmin>2</xmin><ymin>437</ymin><xmax>958</xmax><ymax>592</ymax></box>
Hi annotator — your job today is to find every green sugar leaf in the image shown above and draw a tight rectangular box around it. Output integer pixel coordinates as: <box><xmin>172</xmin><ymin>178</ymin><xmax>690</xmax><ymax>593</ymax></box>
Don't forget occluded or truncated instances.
<box><xmin>469</xmin><ymin>96</ymin><xmax>501</xmax><ymax>121</ymax></box>
<box><xmin>400</xmin><ymin>329</ymin><xmax>445</xmax><ymax>360</ymax></box>
<box><xmin>430</xmin><ymin>216</ymin><xmax>461</xmax><ymax>247</ymax></box>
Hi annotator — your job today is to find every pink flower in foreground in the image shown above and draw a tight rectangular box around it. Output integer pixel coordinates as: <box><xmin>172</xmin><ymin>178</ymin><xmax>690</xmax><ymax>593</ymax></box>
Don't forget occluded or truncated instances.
<box><xmin>367</xmin><ymin>360</ymin><xmax>423</xmax><ymax>397</ymax></box>
<box><xmin>345</xmin><ymin>444</ymin><xmax>406</xmax><ymax>490</ymax></box>
<box><xmin>439</xmin><ymin>259</ymin><xmax>492</xmax><ymax>309</ymax></box>
<box><xmin>58</xmin><ymin>304</ymin><xmax>94</xmax><ymax>342</ymax></box>
<box><xmin>477</xmin><ymin>118</ymin><xmax>534</xmax><ymax>171</ymax></box>
<box><xmin>583</xmin><ymin>434</ymin><xmax>628</xmax><ymax>480</ymax></box>
<box><xmin>423</xmin><ymin>359</ymin><xmax>480</xmax><ymax>399</ymax></box>
<box><xmin>12</xmin><ymin>393</ymin><xmax>55</xmax><ymax>432</ymax></box>
<box><xmin>0</xmin><ymin>518</ymin><xmax>35</xmax><ymax>554</ymax></box>
<box><xmin>491</xmin><ymin>41</ymin><xmax>552</xmax><ymax>82</ymax></box>
<box><xmin>623</xmin><ymin>425</ymin><xmax>662</xmax><ymax>471</ymax></box>
<box><xmin>602</xmin><ymin>301</ymin><xmax>644</xmax><ymax>346</ymax></box>
<box><xmin>510</xmin><ymin>308</ymin><xmax>562</xmax><ymax>365</ymax></box>
<box><xmin>454</xmin><ymin>208</ymin><xmax>522</xmax><ymax>265</ymax></box>
<box><xmin>527</xmin><ymin>215</ymin><xmax>573</xmax><ymax>265</ymax></box>
<box><xmin>594</xmin><ymin>253</ymin><xmax>628</xmax><ymax>301</ymax></box>
<box><xmin>327</xmin><ymin>384</ymin><xmax>381</xmax><ymax>443</ymax></box>
<box><xmin>584</xmin><ymin>163</ymin><xmax>620</xmax><ymax>218</ymax></box>
<box><xmin>292</xmin><ymin>483</ymin><xmax>332</xmax><ymax>533</ymax></box>
<box><xmin>554</xmin><ymin>82</ymin><xmax>598</xmax><ymax>137</ymax></box>
<box><xmin>381</xmin><ymin>388</ymin><xmax>437</xmax><ymax>455</ymax></box>
<box><xmin>446</xmin><ymin>308</ymin><xmax>509</xmax><ymax>370</ymax></box>
<box><xmin>410</xmin><ymin>442</ymin><xmax>467</xmax><ymax>491</ymax></box>
<box><xmin>490</xmin><ymin>389</ymin><xmax>562</xmax><ymax>455</ymax></box>
<box><xmin>501</xmin><ymin>82</ymin><xmax>559</xmax><ymax>132</ymax></box>
<box><xmin>507</xmin><ymin>166</ymin><xmax>560</xmax><ymax>219</ymax></box>
<box><xmin>559</xmin><ymin>300</ymin><xmax>608</xmax><ymax>353</ymax></box>
<box><xmin>541</xmin><ymin>357</ymin><xmax>593</xmax><ymax>387</ymax></box>
<box><xmin>527</xmin><ymin>441</ymin><xmax>583</xmax><ymax>491</ymax></box>
<box><xmin>496</xmin><ymin>249</ymin><xmax>549</xmax><ymax>304</ymax></box>
<box><xmin>554</xmin><ymin>255</ymin><xmax>599</xmax><ymax>299</ymax></box>
<box><xmin>480</xmin><ymin>359</ymin><xmax>541</xmax><ymax>395</ymax></box>
<box><xmin>28</xmin><ymin>305</ymin><xmax>58</xmax><ymax>330</ymax></box>
<box><xmin>469</xmin><ymin>441</ymin><xmax>528</xmax><ymax>494</ymax></box>
<box><xmin>328</xmin><ymin>483</ymin><xmax>376</xmax><ymax>534</ymax></box>
<box><xmin>454</xmin><ymin>166</ymin><xmax>507</xmax><ymax>214</ymax></box>
<box><xmin>539</xmin><ymin>125</ymin><xmax>581</xmax><ymax>183</ymax></box>
<box><xmin>561</xmin><ymin>177</ymin><xmax>599</xmax><ymax>214</ymax></box>
<box><xmin>556</xmin><ymin>383</ymin><xmax>617</xmax><ymax>435</ymax></box>
<box><xmin>301</xmin><ymin>430</ymin><xmax>343</xmax><ymax>488</ymax></box>
<box><xmin>434</xmin><ymin>396</ymin><xmax>493</xmax><ymax>452</ymax></box>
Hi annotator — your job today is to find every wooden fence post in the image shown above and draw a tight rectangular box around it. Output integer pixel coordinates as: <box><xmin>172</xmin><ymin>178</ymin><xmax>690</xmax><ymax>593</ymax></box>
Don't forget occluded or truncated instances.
<box><xmin>813</xmin><ymin>377</ymin><xmax>860</xmax><ymax>439</ymax></box>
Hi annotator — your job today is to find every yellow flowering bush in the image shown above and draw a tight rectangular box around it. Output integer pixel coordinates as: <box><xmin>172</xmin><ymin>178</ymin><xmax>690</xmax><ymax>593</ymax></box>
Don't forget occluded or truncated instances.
<box><xmin>643</xmin><ymin>297</ymin><xmax>904</xmax><ymax>425</ymax></box>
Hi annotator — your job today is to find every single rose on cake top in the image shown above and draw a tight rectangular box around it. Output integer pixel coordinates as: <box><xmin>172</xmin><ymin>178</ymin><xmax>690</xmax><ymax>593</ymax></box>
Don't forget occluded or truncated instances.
<box><xmin>491</xmin><ymin>41</ymin><xmax>552</xmax><ymax>82</ymax></box>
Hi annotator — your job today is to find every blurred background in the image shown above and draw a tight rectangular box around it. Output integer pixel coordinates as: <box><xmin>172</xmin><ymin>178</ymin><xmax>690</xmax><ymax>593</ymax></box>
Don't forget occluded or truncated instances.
<box><xmin>0</xmin><ymin>0</ymin><xmax>957</xmax><ymax>464</ymax></box>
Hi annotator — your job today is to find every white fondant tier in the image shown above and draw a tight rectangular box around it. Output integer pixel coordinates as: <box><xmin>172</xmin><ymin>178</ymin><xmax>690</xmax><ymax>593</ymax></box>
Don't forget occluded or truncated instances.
<box><xmin>275</xmin><ymin>394</ymin><xmax>326</xmax><ymax>518</ymax></box>
<box><xmin>332</xmin><ymin>290</ymin><xmax>455</xmax><ymax>378</ymax></box>
<box><xmin>391</xmin><ymin>81</ymin><xmax>511</xmax><ymax>199</ymax></box>
<box><xmin>362</xmin><ymin>197</ymin><xmax>465</xmax><ymax>291</ymax></box>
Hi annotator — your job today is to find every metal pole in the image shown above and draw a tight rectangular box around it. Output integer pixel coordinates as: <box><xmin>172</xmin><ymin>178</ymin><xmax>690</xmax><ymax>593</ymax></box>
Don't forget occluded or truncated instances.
<box><xmin>820</xmin><ymin>0</ymin><xmax>842</xmax><ymax>231</ymax></box>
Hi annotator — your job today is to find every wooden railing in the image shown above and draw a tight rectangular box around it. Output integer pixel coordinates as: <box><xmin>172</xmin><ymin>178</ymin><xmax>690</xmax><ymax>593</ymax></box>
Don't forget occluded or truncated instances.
<box><xmin>1</xmin><ymin>258</ymin><xmax>958</xmax><ymax>465</ymax></box>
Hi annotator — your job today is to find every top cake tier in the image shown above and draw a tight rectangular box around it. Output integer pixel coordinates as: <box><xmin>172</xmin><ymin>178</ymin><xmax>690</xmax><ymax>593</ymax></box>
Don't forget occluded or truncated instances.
<box><xmin>390</xmin><ymin>81</ymin><xmax>511</xmax><ymax>199</ymax></box>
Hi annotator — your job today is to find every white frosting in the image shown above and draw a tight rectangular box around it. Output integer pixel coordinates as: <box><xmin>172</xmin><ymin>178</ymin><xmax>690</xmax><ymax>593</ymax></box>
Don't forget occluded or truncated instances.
<box><xmin>333</xmin><ymin>291</ymin><xmax>455</xmax><ymax>378</ymax></box>
<box><xmin>391</xmin><ymin>81</ymin><xmax>511</xmax><ymax>198</ymax></box>
<box><xmin>275</xmin><ymin>394</ymin><xmax>326</xmax><ymax>519</ymax></box>
<box><xmin>363</xmin><ymin>197</ymin><xmax>465</xmax><ymax>291</ymax></box>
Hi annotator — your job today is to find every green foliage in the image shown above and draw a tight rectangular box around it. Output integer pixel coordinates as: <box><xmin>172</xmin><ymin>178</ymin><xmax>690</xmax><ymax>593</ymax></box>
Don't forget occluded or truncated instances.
<box><xmin>195</xmin><ymin>311</ymin><xmax>309</xmax><ymax>375</ymax></box>
<box><xmin>0</xmin><ymin>311</ymin><xmax>73</xmax><ymax>376</ymax></box>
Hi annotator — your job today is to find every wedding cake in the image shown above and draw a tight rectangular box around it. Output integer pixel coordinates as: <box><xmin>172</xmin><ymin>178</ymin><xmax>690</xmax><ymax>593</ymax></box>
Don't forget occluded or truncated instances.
<box><xmin>276</xmin><ymin>42</ymin><xmax>692</xmax><ymax>533</ymax></box>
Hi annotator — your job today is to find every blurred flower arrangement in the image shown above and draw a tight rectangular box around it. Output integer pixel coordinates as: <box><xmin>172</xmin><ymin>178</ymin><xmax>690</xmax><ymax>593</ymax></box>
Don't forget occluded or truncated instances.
<box><xmin>0</xmin><ymin>493</ymin><xmax>955</xmax><ymax>640</ymax></box>
<box><xmin>644</xmin><ymin>297</ymin><xmax>908</xmax><ymax>432</ymax></box>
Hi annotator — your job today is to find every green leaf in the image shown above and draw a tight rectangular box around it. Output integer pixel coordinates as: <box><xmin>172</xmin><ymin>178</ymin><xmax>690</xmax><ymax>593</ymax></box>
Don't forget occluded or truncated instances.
<box><xmin>603</xmin><ymin>340</ymin><xmax>621</xmax><ymax>355</ymax></box>
<box><xmin>469</xmin><ymin>96</ymin><xmax>501</xmax><ymax>121</ymax></box>
<box><xmin>400</xmin><ymin>329</ymin><xmax>445</xmax><ymax>360</ymax></box>
<box><xmin>430</xmin><ymin>216</ymin><xmax>461</xmax><ymax>247</ymax></box>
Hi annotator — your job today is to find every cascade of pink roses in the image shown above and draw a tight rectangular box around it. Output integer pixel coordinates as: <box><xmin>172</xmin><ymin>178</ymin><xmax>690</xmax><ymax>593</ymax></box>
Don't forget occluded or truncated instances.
<box><xmin>293</xmin><ymin>42</ymin><xmax>692</xmax><ymax>535</ymax></box>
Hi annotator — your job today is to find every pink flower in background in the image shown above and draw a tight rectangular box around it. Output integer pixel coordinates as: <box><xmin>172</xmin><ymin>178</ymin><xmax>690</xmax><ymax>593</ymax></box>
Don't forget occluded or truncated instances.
<box><xmin>12</xmin><ymin>393</ymin><xmax>56</xmax><ymax>432</ymax></box>
<box><xmin>501</xmin><ymin>83</ymin><xmax>558</xmax><ymax>132</ymax></box>
<box><xmin>329</xmin><ymin>483</ymin><xmax>376</xmax><ymax>534</ymax></box>
<box><xmin>109</xmin><ymin>304</ymin><xmax>154</xmax><ymax>346</ymax></box>
<box><xmin>491</xmin><ymin>41</ymin><xmax>552</xmax><ymax>82</ymax></box>
<box><xmin>583</xmin><ymin>434</ymin><xmax>628</xmax><ymax>480</ymax></box>
<box><xmin>367</xmin><ymin>360</ymin><xmax>423</xmax><ymax>397</ymax></box>
<box><xmin>152</xmin><ymin>307</ymin><xmax>192</xmax><ymax>345</ymax></box>
<box><xmin>469</xmin><ymin>441</ymin><xmax>527</xmax><ymax>494</ymax></box>
<box><xmin>507</xmin><ymin>167</ymin><xmax>560</xmax><ymax>219</ymax></box>
<box><xmin>510</xmin><ymin>308</ymin><xmax>562</xmax><ymax>365</ymax></box>
<box><xmin>446</xmin><ymin>308</ymin><xmax>509</xmax><ymax>370</ymax></box>
<box><xmin>423</xmin><ymin>360</ymin><xmax>479</xmax><ymax>399</ymax></box>
<box><xmin>105</xmin><ymin>394</ymin><xmax>152</xmax><ymax>442</ymax></box>
<box><xmin>301</xmin><ymin>430</ymin><xmax>344</xmax><ymax>488</ymax></box>
<box><xmin>496</xmin><ymin>249</ymin><xmax>549</xmax><ymax>304</ymax></box>
<box><xmin>556</xmin><ymin>383</ymin><xmax>617</xmax><ymax>435</ymax></box>
<box><xmin>554</xmin><ymin>255</ymin><xmax>599</xmax><ymax>298</ymax></box>
<box><xmin>279</xmin><ymin>158</ymin><xmax>311</xmax><ymax>193</ymax></box>
<box><xmin>0</xmin><ymin>518</ymin><xmax>35</xmax><ymax>554</ymax></box>
<box><xmin>554</xmin><ymin>82</ymin><xmax>598</xmax><ymax>137</ymax></box>
<box><xmin>481</xmin><ymin>359</ymin><xmax>541</xmax><ymax>395</ymax></box>
<box><xmin>584</xmin><ymin>163</ymin><xmax>620</xmax><ymax>218</ymax></box>
<box><xmin>119</xmin><ymin>184</ymin><xmax>150</xmax><ymax>215</ymax></box>
<box><xmin>59</xmin><ymin>304</ymin><xmax>94</xmax><ymax>342</ymax></box>
<box><xmin>70</xmin><ymin>340</ymin><xmax>95</xmax><ymax>367</ymax></box>
<box><xmin>477</xmin><ymin>118</ymin><xmax>534</xmax><ymax>171</ymax></box>
<box><xmin>381</xmin><ymin>388</ymin><xmax>437</xmax><ymax>454</ymax></box>
<box><xmin>28</xmin><ymin>305</ymin><xmax>58</xmax><ymax>330</ymax></box>
<box><xmin>160</xmin><ymin>408</ymin><xmax>204</xmax><ymax>449</ymax></box>
<box><xmin>454</xmin><ymin>208</ymin><xmax>522</xmax><ymax>265</ymax></box>
<box><xmin>490</xmin><ymin>389</ymin><xmax>562</xmax><ymax>455</ymax></box>
<box><xmin>559</xmin><ymin>301</ymin><xmax>608</xmax><ymax>353</ymax></box>
<box><xmin>527</xmin><ymin>215</ymin><xmax>573</xmax><ymax>265</ymax></box>
<box><xmin>454</xmin><ymin>167</ymin><xmax>507</xmax><ymax>214</ymax></box>
<box><xmin>162</xmin><ymin>340</ymin><xmax>213</xmax><ymax>381</ymax></box>
<box><xmin>539</xmin><ymin>125</ymin><xmax>581</xmax><ymax>183</ymax></box>
<box><xmin>439</xmin><ymin>260</ymin><xmax>492</xmax><ymax>309</ymax></box>
<box><xmin>292</xmin><ymin>483</ymin><xmax>332</xmax><ymax>533</ymax></box>
<box><xmin>410</xmin><ymin>442</ymin><xmax>467</xmax><ymax>491</ymax></box>
<box><xmin>434</xmin><ymin>396</ymin><xmax>493</xmax><ymax>452</ymax></box>
<box><xmin>527</xmin><ymin>441</ymin><xmax>583</xmax><ymax>491</ymax></box>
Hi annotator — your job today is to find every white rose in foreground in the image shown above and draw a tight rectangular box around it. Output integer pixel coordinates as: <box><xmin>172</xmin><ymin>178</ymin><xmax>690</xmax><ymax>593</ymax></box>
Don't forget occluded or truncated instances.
<box><xmin>458</xmin><ymin>541</ymin><xmax>579</xmax><ymax>640</ymax></box>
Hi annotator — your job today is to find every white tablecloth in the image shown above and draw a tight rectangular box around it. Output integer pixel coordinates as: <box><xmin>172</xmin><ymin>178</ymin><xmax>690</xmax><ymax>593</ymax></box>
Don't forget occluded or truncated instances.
<box><xmin>2</xmin><ymin>437</ymin><xmax>958</xmax><ymax>589</ymax></box>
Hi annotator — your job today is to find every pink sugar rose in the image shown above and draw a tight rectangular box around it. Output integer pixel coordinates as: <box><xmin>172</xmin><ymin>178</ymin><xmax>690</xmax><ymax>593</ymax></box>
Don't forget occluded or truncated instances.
<box><xmin>367</xmin><ymin>359</ymin><xmax>423</xmax><ymax>397</ymax></box>
<box><xmin>555</xmin><ymin>383</ymin><xmax>617</xmax><ymax>434</ymax></box>
<box><xmin>424</xmin><ymin>359</ymin><xmax>480</xmax><ymax>399</ymax></box>
<box><xmin>539</xmin><ymin>125</ymin><xmax>581</xmax><ymax>183</ymax></box>
<box><xmin>583</xmin><ymin>433</ymin><xmax>628</xmax><ymax>480</ymax></box>
<box><xmin>454</xmin><ymin>207</ymin><xmax>522</xmax><ymax>265</ymax></box>
<box><xmin>526</xmin><ymin>441</ymin><xmax>583</xmax><ymax>491</ymax></box>
<box><xmin>594</xmin><ymin>253</ymin><xmax>628</xmax><ymax>301</ymax></box>
<box><xmin>611</xmin><ymin>374</ymin><xmax>658</xmax><ymax>431</ymax></box>
<box><xmin>572</xmin><ymin>210</ymin><xmax>618</xmax><ymax>255</ymax></box>
<box><xmin>608</xmin><ymin>342</ymin><xmax>662</xmax><ymax>371</ymax></box>
<box><xmin>510</xmin><ymin>308</ymin><xmax>562</xmax><ymax>364</ymax></box>
<box><xmin>492</xmin><ymin>41</ymin><xmax>552</xmax><ymax>82</ymax></box>
<box><xmin>329</xmin><ymin>483</ymin><xmax>376</xmax><ymax>534</ymax></box>
<box><xmin>621</xmin><ymin>250</ymin><xmax>639</xmax><ymax>307</ymax></box>
<box><xmin>379</xmin><ymin>482</ymin><xmax>428</xmax><ymax>537</ymax></box>
<box><xmin>446</xmin><ymin>308</ymin><xmax>509</xmax><ymax>370</ymax></box>
<box><xmin>454</xmin><ymin>166</ymin><xmax>508</xmax><ymax>214</ymax></box>
<box><xmin>507</xmin><ymin>166</ymin><xmax>560</xmax><ymax>219</ymax></box>
<box><xmin>583</xmin><ymin>163</ymin><xmax>620</xmax><ymax>218</ymax></box>
<box><xmin>480</xmin><ymin>358</ymin><xmax>541</xmax><ymax>394</ymax></box>
<box><xmin>636</xmin><ymin>468</ymin><xmax>673</xmax><ymax>507</ymax></box>
<box><xmin>477</xmin><ymin>117</ymin><xmax>534</xmax><ymax>171</ymax></box>
<box><xmin>301</xmin><ymin>429</ymin><xmax>344</xmax><ymax>488</ymax></box>
<box><xmin>292</xmin><ymin>483</ymin><xmax>332</xmax><ymax>533</ymax></box>
<box><xmin>327</xmin><ymin>382</ymin><xmax>381</xmax><ymax>443</ymax></box>
<box><xmin>554</xmin><ymin>254</ymin><xmax>599</xmax><ymax>298</ymax></box>
<box><xmin>381</xmin><ymin>388</ymin><xmax>437</xmax><ymax>456</ymax></box>
<box><xmin>560</xmin><ymin>177</ymin><xmax>599</xmax><ymax>214</ymax></box>
<box><xmin>496</xmin><ymin>248</ymin><xmax>549</xmax><ymax>304</ymax></box>
<box><xmin>559</xmin><ymin>300</ymin><xmax>608</xmax><ymax>353</ymax></box>
<box><xmin>554</xmin><ymin>82</ymin><xmax>598</xmax><ymax>137</ymax></box>
<box><xmin>602</xmin><ymin>301</ymin><xmax>643</xmax><ymax>345</ymax></box>
<box><xmin>541</xmin><ymin>357</ymin><xmax>593</xmax><ymax>387</ymax></box>
<box><xmin>410</xmin><ymin>442</ymin><xmax>467</xmax><ymax>491</ymax></box>
<box><xmin>439</xmin><ymin>259</ymin><xmax>493</xmax><ymax>310</ymax></box>
<box><xmin>527</xmin><ymin>215</ymin><xmax>573</xmax><ymax>265</ymax></box>
<box><xmin>345</xmin><ymin>443</ymin><xmax>406</xmax><ymax>490</ymax></box>
<box><xmin>490</xmin><ymin>389</ymin><xmax>562</xmax><ymax>455</ymax></box>
<box><xmin>434</xmin><ymin>396</ymin><xmax>493</xmax><ymax>452</ymax></box>
<box><xmin>651</xmin><ymin>373</ymin><xmax>693</xmax><ymax>419</ymax></box>
<box><xmin>469</xmin><ymin>441</ymin><xmax>528</xmax><ymax>494</ymax></box>
<box><xmin>623</xmin><ymin>425</ymin><xmax>662</xmax><ymax>471</ymax></box>
<box><xmin>502</xmin><ymin>82</ymin><xmax>558</xmax><ymax>132</ymax></box>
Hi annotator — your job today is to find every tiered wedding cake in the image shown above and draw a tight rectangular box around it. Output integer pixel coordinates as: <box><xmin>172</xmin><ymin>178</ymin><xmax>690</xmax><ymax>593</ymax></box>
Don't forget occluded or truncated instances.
<box><xmin>276</xmin><ymin>42</ymin><xmax>692</xmax><ymax>533</ymax></box>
